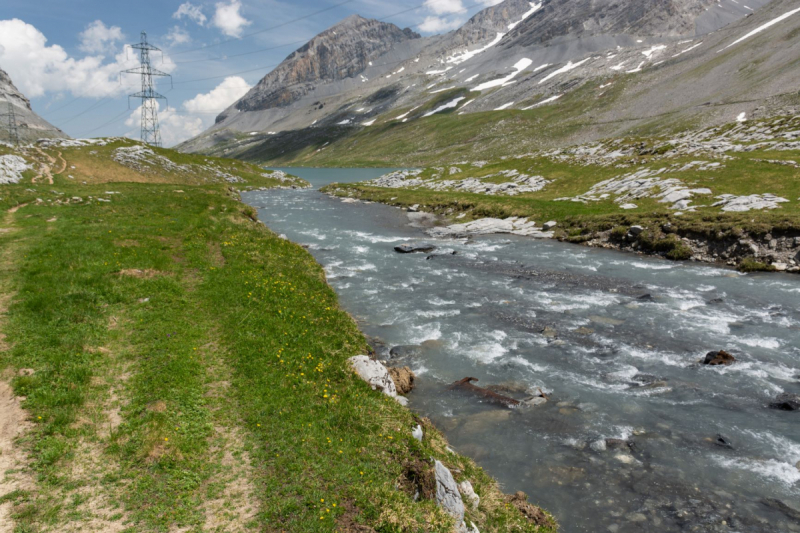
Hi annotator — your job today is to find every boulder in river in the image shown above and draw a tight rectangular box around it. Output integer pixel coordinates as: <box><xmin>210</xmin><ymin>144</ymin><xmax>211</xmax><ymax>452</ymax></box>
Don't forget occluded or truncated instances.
<box><xmin>388</xmin><ymin>366</ymin><xmax>415</xmax><ymax>394</ymax></box>
<box><xmin>712</xmin><ymin>434</ymin><xmax>733</xmax><ymax>449</ymax></box>
<box><xmin>394</xmin><ymin>243</ymin><xmax>437</xmax><ymax>254</ymax></box>
<box><xmin>769</xmin><ymin>392</ymin><xmax>800</xmax><ymax>411</ymax></box>
<box><xmin>702</xmin><ymin>350</ymin><xmax>736</xmax><ymax>366</ymax></box>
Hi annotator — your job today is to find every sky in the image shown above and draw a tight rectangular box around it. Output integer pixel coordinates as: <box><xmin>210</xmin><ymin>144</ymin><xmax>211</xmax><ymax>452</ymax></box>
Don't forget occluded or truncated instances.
<box><xmin>0</xmin><ymin>0</ymin><xmax>503</xmax><ymax>146</ymax></box>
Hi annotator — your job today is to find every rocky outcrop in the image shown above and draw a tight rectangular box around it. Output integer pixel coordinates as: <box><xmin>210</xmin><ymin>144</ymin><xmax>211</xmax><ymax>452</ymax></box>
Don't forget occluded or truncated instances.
<box><xmin>228</xmin><ymin>16</ymin><xmax>419</xmax><ymax>115</ymax></box>
<box><xmin>348</xmin><ymin>355</ymin><xmax>408</xmax><ymax>406</ymax></box>
<box><xmin>434</xmin><ymin>460</ymin><xmax>468</xmax><ymax>532</ymax></box>
<box><xmin>505</xmin><ymin>0</ymin><xmax>754</xmax><ymax>48</ymax></box>
<box><xmin>428</xmin><ymin>217</ymin><xmax>554</xmax><ymax>239</ymax></box>
<box><xmin>0</xmin><ymin>67</ymin><xmax>66</xmax><ymax>143</ymax></box>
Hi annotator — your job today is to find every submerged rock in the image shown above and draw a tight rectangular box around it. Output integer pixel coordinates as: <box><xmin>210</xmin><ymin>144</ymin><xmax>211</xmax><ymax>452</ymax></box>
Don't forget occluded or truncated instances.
<box><xmin>394</xmin><ymin>242</ymin><xmax>437</xmax><ymax>253</ymax></box>
<box><xmin>702</xmin><ymin>350</ymin><xmax>736</xmax><ymax>366</ymax></box>
<box><xmin>712</xmin><ymin>434</ymin><xmax>733</xmax><ymax>449</ymax></box>
<box><xmin>389</xmin><ymin>344</ymin><xmax>422</xmax><ymax>358</ymax></box>
<box><xmin>769</xmin><ymin>393</ymin><xmax>800</xmax><ymax>411</ymax></box>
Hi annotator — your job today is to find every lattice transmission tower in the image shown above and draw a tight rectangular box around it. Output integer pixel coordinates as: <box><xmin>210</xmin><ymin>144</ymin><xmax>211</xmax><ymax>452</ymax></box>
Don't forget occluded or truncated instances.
<box><xmin>1</xmin><ymin>102</ymin><xmax>21</xmax><ymax>146</ymax></box>
<box><xmin>121</xmin><ymin>32</ymin><xmax>171</xmax><ymax>147</ymax></box>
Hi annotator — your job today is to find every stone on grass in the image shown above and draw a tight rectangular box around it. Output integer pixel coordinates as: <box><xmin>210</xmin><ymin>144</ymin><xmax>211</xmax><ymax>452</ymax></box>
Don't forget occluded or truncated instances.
<box><xmin>347</xmin><ymin>355</ymin><xmax>407</xmax><ymax>406</ymax></box>
<box><xmin>435</xmin><ymin>460</ymin><xmax>467</xmax><ymax>532</ymax></box>
<box><xmin>458</xmin><ymin>480</ymin><xmax>480</xmax><ymax>509</ymax></box>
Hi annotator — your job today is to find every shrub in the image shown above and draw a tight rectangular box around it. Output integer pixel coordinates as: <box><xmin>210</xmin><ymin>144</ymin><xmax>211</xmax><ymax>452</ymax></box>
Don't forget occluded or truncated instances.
<box><xmin>738</xmin><ymin>257</ymin><xmax>776</xmax><ymax>272</ymax></box>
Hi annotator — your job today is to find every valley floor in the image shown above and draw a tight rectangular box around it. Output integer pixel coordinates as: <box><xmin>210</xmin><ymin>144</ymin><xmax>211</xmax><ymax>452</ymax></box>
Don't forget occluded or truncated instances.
<box><xmin>0</xmin><ymin>142</ymin><xmax>552</xmax><ymax>532</ymax></box>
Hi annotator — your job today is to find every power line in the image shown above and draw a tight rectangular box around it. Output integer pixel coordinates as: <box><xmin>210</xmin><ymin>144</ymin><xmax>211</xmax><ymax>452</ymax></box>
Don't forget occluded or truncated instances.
<box><xmin>122</xmin><ymin>31</ymin><xmax>172</xmax><ymax>147</ymax></box>
<box><xmin>171</xmin><ymin>0</ymin><xmax>358</xmax><ymax>56</ymax></box>
<box><xmin>74</xmin><ymin>109</ymin><xmax>132</xmax><ymax>137</ymax></box>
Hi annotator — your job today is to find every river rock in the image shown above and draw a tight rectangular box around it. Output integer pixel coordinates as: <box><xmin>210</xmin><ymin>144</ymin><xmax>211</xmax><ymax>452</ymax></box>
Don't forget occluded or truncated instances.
<box><xmin>541</xmin><ymin>326</ymin><xmax>558</xmax><ymax>338</ymax></box>
<box><xmin>590</xmin><ymin>439</ymin><xmax>607</xmax><ymax>452</ymax></box>
<box><xmin>769</xmin><ymin>393</ymin><xmax>800</xmax><ymax>411</ymax></box>
<box><xmin>702</xmin><ymin>350</ymin><xmax>736</xmax><ymax>366</ymax></box>
<box><xmin>712</xmin><ymin>434</ymin><xmax>733</xmax><ymax>449</ymax></box>
<box><xmin>589</xmin><ymin>315</ymin><xmax>625</xmax><ymax>326</ymax></box>
<box><xmin>458</xmin><ymin>480</ymin><xmax>480</xmax><ymax>509</ymax></box>
<box><xmin>395</xmin><ymin>243</ymin><xmax>436</xmax><ymax>253</ymax></box>
<box><xmin>389</xmin><ymin>345</ymin><xmax>422</xmax><ymax>358</ymax></box>
<box><xmin>434</xmin><ymin>460</ymin><xmax>467</xmax><ymax>531</ymax></box>
<box><xmin>347</xmin><ymin>356</ymin><xmax>407</xmax><ymax>406</ymax></box>
<box><xmin>543</xmin><ymin>220</ymin><xmax>557</xmax><ymax>230</ymax></box>
<box><xmin>388</xmin><ymin>366</ymin><xmax>415</xmax><ymax>394</ymax></box>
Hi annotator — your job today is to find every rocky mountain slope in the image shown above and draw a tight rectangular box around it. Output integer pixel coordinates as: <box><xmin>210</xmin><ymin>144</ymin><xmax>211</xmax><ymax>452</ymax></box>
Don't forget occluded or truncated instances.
<box><xmin>0</xmin><ymin>67</ymin><xmax>66</xmax><ymax>143</ymax></box>
<box><xmin>178</xmin><ymin>0</ymin><xmax>780</xmax><ymax>160</ymax></box>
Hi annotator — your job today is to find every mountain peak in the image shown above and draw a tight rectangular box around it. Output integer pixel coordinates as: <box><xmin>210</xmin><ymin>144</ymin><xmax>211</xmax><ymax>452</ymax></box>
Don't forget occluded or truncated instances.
<box><xmin>231</xmin><ymin>16</ymin><xmax>420</xmax><ymax>114</ymax></box>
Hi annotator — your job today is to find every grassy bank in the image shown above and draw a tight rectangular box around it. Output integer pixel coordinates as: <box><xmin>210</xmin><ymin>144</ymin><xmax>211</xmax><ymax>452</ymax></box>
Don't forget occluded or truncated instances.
<box><xmin>0</xmin><ymin>141</ymin><xmax>555</xmax><ymax>532</ymax></box>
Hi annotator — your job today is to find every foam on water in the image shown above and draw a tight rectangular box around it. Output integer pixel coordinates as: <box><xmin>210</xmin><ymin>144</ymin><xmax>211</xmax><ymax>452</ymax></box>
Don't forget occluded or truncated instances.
<box><xmin>467</xmin><ymin>342</ymin><xmax>508</xmax><ymax>363</ymax></box>
<box><xmin>733</xmin><ymin>336</ymin><xmax>782</xmax><ymax>349</ymax></box>
<box><xmin>429</xmin><ymin>298</ymin><xmax>456</xmax><ymax>306</ymax></box>
<box><xmin>714</xmin><ymin>457</ymin><xmax>800</xmax><ymax>488</ymax></box>
<box><xmin>417</xmin><ymin>309</ymin><xmax>461</xmax><ymax>318</ymax></box>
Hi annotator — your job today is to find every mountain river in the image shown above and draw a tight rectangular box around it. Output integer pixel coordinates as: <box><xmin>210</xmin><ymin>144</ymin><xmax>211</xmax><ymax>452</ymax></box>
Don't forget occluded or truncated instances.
<box><xmin>244</xmin><ymin>168</ymin><xmax>800</xmax><ymax>533</ymax></box>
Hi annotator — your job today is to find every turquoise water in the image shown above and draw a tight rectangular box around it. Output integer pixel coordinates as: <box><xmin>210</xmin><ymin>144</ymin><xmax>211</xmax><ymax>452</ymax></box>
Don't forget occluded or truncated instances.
<box><xmin>246</xmin><ymin>169</ymin><xmax>800</xmax><ymax>533</ymax></box>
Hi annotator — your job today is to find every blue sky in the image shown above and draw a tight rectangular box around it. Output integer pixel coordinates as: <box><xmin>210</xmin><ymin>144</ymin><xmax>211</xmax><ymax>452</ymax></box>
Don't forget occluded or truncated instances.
<box><xmin>0</xmin><ymin>0</ymin><xmax>500</xmax><ymax>145</ymax></box>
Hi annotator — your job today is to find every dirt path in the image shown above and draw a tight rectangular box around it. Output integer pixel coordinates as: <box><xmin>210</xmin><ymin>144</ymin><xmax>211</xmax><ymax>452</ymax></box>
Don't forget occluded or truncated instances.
<box><xmin>30</xmin><ymin>147</ymin><xmax>58</xmax><ymax>185</ymax></box>
<box><xmin>0</xmin><ymin>210</ymin><xmax>34</xmax><ymax>533</ymax></box>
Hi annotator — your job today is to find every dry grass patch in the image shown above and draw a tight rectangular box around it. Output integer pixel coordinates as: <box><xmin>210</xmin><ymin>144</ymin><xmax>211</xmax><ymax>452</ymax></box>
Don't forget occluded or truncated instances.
<box><xmin>117</xmin><ymin>268</ymin><xmax>165</xmax><ymax>279</ymax></box>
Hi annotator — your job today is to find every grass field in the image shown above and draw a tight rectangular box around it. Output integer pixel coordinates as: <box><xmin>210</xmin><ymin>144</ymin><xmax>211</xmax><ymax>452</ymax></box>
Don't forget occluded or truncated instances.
<box><xmin>0</xmin><ymin>140</ymin><xmax>555</xmax><ymax>532</ymax></box>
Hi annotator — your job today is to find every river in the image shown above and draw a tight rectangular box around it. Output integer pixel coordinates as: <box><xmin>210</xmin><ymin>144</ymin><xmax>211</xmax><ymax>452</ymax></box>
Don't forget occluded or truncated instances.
<box><xmin>244</xmin><ymin>168</ymin><xmax>800</xmax><ymax>533</ymax></box>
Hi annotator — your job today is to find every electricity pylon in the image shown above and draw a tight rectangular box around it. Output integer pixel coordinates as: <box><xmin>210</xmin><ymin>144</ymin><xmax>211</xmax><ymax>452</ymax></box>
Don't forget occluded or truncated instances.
<box><xmin>122</xmin><ymin>32</ymin><xmax>171</xmax><ymax>147</ymax></box>
<box><xmin>1</xmin><ymin>101</ymin><xmax>21</xmax><ymax>146</ymax></box>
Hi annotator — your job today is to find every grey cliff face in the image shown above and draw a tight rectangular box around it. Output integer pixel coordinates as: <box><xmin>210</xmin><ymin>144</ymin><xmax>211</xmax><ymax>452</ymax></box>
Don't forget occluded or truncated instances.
<box><xmin>0</xmin><ymin>67</ymin><xmax>67</xmax><ymax>142</ymax></box>
<box><xmin>445</xmin><ymin>0</ymin><xmax>538</xmax><ymax>49</ymax></box>
<box><xmin>230</xmin><ymin>15</ymin><xmax>420</xmax><ymax>116</ymax></box>
<box><xmin>505</xmin><ymin>0</ymin><xmax>735</xmax><ymax>48</ymax></box>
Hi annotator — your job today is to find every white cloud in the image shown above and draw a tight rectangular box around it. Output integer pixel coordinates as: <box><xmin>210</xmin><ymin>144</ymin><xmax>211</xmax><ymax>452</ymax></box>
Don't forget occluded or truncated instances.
<box><xmin>124</xmin><ymin>77</ymin><xmax>251</xmax><ymax>146</ymax></box>
<box><xmin>479</xmin><ymin>0</ymin><xmax>504</xmax><ymax>5</ymax></box>
<box><xmin>166</xmin><ymin>26</ymin><xmax>192</xmax><ymax>45</ymax></box>
<box><xmin>419</xmin><ymin>15</ymin><xmax>465</xmax><ymax>33</ymax></box>
<box><xmin>183</xmin><ymin>76</ymin><xmax>251</xmax><ymax>114</ymax></box>
<box><xmin>0</xmin><ymin>18</ymin><xmax>173</xmax><ymax>99</ymax></box>
<box><xmin>125</xmin><ymin>102</ymin><xmax>205</xmax><ymax>148</ymax></box>
<box><xmin>423</xmin><ymin>0</ymin><xmax>466</xmax><ymax>15</ymax></box>
<box><xmin>212</xmin><ymin>0</ymin><xmax>252</xmax><ymax>38</ymax></box>
<box><xmin>173</xmin><ymin>2</ymin><xmax>207</xmax><ymax>26</ymax></box>
<box><xmin>79</xmin><ymin>20</ymin><xmax>123</xmax><ymax>54</ymax></box>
